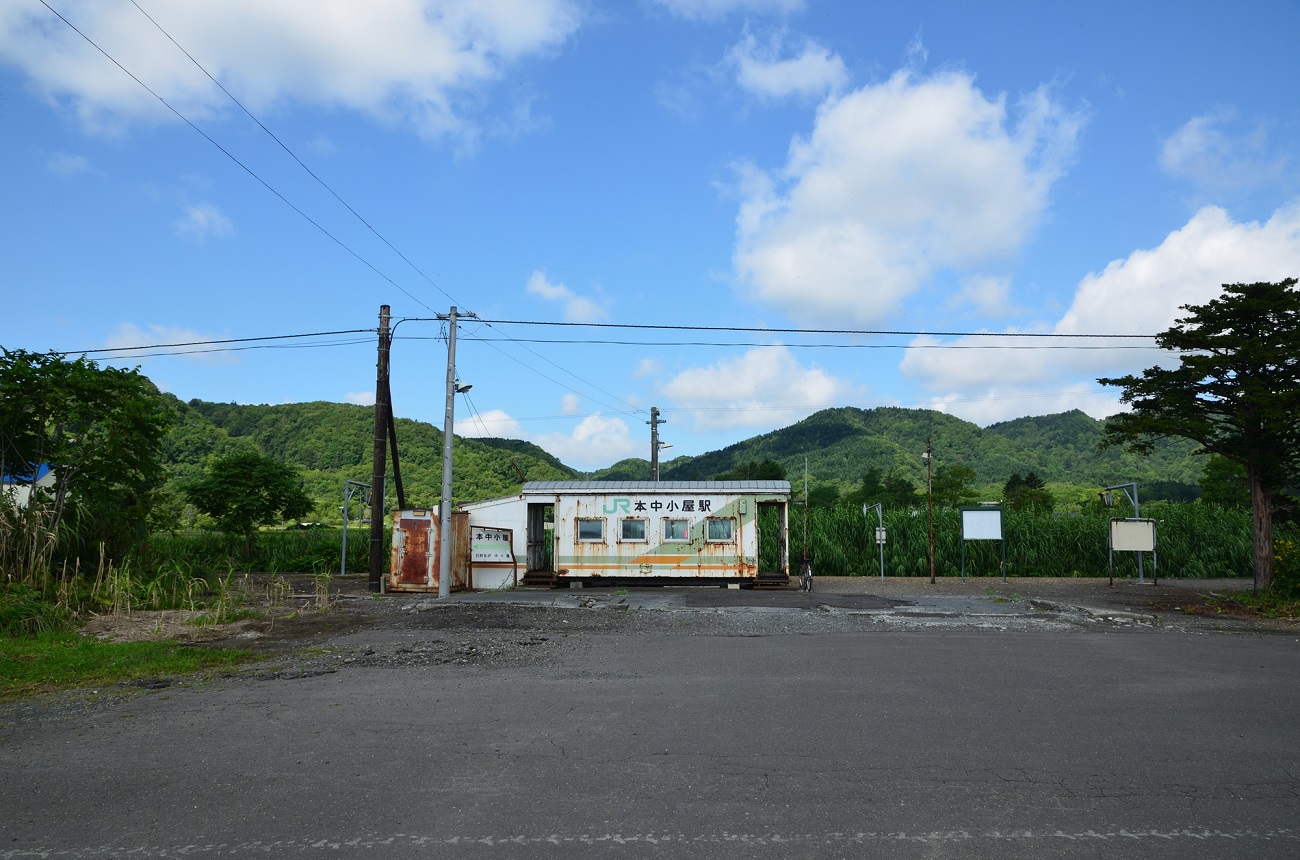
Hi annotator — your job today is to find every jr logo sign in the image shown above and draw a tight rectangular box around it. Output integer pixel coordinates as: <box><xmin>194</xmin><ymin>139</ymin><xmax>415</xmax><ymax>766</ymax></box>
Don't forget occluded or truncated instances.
<box><xmin>602</xmin><ymin>498</ymin><xmax>632</xmax><ymax>514</ymax></box>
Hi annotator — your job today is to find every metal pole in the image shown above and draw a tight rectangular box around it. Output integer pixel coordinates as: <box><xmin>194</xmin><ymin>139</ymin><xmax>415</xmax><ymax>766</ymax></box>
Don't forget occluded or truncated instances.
<box><xmin>864</xmin><ymin>502</ymin><xmax>883</xmax><ymax>579</ymax></box>
<box><xmin>926</xmin><ymin>437</ymin><xmax>935</xmax><ymax>584</ymax></box>
<box><xmin>367</xmin><ymin>305</ymin><xmax>390</xmax><ymax>593</ymax></box>
<box><xmin>438</xmin><ymin>307</ymin><xmax>459</xmax><ymax>599</ymax></box>
<box><xmin>341</xmin><ymin>484</ymin><xmax>349</xmax><ymax>578</ymax></box>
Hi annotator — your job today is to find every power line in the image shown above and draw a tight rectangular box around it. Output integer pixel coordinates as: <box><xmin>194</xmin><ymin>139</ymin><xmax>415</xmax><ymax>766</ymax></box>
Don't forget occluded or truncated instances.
<box><xmin>55</xmin><ymin>329</ymin><xmax>375</xmax><ymax>356</ymax></box>
<box><xmin>125</xmin><ymin>0</ymin><xmax>461</xmax><ymax>315</ymax></box>
<box><xmin>473</xmin><ymin>319</ymin><xmax>1159</xmax><ymax>339</ymax></box>
<box><xmin>119</xmin><ymin>2</ymin><xmax>648</xmax><ymax>420</ymax></box>
<box><xmin>397</xmin><ymin>318</ymin><xmax>648</xmax><ymax>418</ymax></box>
<box><xmin>459</xmin><ymin>336</ymin><xmax>1164</xmax><ymax>350</ymax></box>
<box><xmin>37</xmin><ymin>0</ymin><xmax>435</xmax><ymax>313</ymax></box>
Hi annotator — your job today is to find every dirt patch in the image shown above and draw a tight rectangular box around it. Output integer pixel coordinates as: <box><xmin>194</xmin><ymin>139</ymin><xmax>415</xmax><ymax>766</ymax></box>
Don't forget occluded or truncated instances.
<box><xmin>79</xmin><ymin>573</ymin><xmax>394</xmax><ymax>650</ymax></box>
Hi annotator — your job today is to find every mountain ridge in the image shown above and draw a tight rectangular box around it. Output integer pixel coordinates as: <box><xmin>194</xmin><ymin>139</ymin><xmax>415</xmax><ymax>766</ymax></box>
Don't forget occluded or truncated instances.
<box><xmin>160</xmin><ymin>397</ymin><xmax>1206</xmax><ymax>518</ymax></box>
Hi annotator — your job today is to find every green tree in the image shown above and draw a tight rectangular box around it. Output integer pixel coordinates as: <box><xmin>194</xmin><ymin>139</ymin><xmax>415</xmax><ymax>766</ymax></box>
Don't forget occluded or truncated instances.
<box><xmin>0</xmin><ymin>349</ymin><xmax>173</xmax><ymax>564</ymax></box>
<box><xmin>806</xmin><ymin>483</ymin><xmax>841</xmax><ymax>508</ymax></box>
<box><xmin>184</xmin><ymin>452</ymin><xmax>314</xmax><ymax>554</ymax></box>
<box><xmin>1099</xmin><ymin>279</ymin><xmax>1300</xmax><ymax>589</ymax></box>
<box><xmin>932</xmin><ymin>464</ymin><xmax>979</xmax><ymax>508</ymax></box>
<box><xmin>1003</xmin><ymin>471</ymin><xmax>1054</xmax><ymax>510</ymax></box>
<box><xmin>1199</xmin><ymin>455</ymin><xmax>1250</xmax><ymax>509</ymax></box>
<box><xmin>716</xmin><ymin>459</ymin><xmax>787</xmax><ymax>481</ymax></box>
<box><xmin>848</xmin><ymin>467</ymin><xmax>920</xmax><ymax>509</ymax></box>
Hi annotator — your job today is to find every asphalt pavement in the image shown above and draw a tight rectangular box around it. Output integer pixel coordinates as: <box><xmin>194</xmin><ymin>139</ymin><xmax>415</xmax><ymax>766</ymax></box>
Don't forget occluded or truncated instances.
<box><xmin>2</xmin><ymin>579</ymin><xmax>1298</xmax><ymax>859</ymax></box>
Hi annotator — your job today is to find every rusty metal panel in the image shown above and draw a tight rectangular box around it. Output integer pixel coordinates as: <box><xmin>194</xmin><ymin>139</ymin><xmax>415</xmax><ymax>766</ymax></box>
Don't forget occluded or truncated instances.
<box><xmin>390</xmin><ymin>509</ymin><xmax>436</xmax><ymax>592</ymax></box>
<box><xmin>389</xmin><ymin>509</ymin><xmax>473</xmax><ymax>592</ymax></box>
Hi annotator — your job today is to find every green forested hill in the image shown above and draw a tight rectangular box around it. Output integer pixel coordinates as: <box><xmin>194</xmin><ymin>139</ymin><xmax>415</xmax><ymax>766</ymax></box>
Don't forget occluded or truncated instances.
<box><xmin>161</xmin><ymin>397</ymin><xmax>578</xmax><ymax>522</ymax></box>
<box><xmin>159</xmin><ymin>397</ymin><xmax>1208</xmax><ymax>523</ymax></box>
<box><xmin>660</xmin><ymin>407</ymin><xmax>1203</xmax><ymax>497</ymax></box>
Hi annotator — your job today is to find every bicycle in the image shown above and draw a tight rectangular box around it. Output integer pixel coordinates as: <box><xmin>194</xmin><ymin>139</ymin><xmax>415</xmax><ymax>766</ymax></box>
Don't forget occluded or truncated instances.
<box><xmin>799</xmin><ymin>553</ymin><xmax>813</xmax><ymax>592</ymax></box>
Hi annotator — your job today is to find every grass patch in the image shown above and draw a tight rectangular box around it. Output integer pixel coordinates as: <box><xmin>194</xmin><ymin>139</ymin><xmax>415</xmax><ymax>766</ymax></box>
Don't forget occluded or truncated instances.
<box><xmin>1204</xmin><ymin>588</ymin><xmax>1300</xmax><ymax>620</ymax></box>
<box><xmin>0</xmin><ymin>632</ymin><xmax>256</xmax><ymax>700</ymax></box>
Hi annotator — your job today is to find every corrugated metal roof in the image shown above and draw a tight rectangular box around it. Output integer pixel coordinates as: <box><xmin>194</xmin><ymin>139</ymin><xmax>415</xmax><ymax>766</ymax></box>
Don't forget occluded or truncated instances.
<box><xmin>521</xmin><ymin>480</ymin><xmax>790</xmax><ymax>494</ymax></box>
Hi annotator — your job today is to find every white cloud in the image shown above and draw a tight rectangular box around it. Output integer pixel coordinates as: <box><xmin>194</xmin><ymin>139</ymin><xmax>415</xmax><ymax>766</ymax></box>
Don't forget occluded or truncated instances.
<box><xmin>0</xmin><ymin>0</ymin><xmax>581</xmax><ymax>140</ymax></box>
<box><xmin>657</xmin><ymin>345</ymin><xmax>856</xmax><ymax>431</ymax></box>
<box><xmin>560</xmin><ymin>392</ymin><xmax>581</xmax><ymax>414</ymax></box>
<box><xmin>733</xmin><ymin>67</ymin><xmax>1084</xmax><ymax>325</ymax></box>
<box><xmin>45</xmin><ymin>152</ymin><xmax>90</xmax><ymax>176</ymax></box>
<box><xmin>525</xmin><ymin>269</ymin><xmax>606</xmax><ymax>322</ymax></box>
<box><xmin>456</xmin><ymin>408</ymin><xmax>524</xmax><ymax>439</ymax></box>
<box><xmin>1160</xmin><ymin>110</ymin><xmax>1287</xmax><ymax>192</ymax></box>
<box><xmin>726</xmin><ymin>30</ymin><xmax>847</xmax><ymax>102</ymax></box>
<box><xmin>950</xmin><ymin>274</ymin><xmax>1014</xmax><ymax>316</ymax></box>
<box><xmin>899</xmin><ymin>201</ymin><xmax>1300</xmax><ymax>424</ymax></box>
<box><xmin>174</xmin><ymin>202</ymin><xmax>234</xmax><ymax>239</ymax></box>
<box><xmin>654</xmin><ymin>0</ymin><xmax>805</xmax><ymax>20</ymax></box>
<box><xmin>103</xmin><ymin>322</ymin><xmax>237</xmax><ymax>365</ymax></box>
<box><xmin>632</xmin><ymin>358</ymin><xmax>663</xmax><ymax>379</ymax></box>
<box><xmin>344</xmin><ymin>391</ymin><xmax>375</xmax><ymax>406</ymax></box>
<box><xmin>532</xmin><ymin>413</ymin><xmax>642</xmax><ymax>470</ymax></box>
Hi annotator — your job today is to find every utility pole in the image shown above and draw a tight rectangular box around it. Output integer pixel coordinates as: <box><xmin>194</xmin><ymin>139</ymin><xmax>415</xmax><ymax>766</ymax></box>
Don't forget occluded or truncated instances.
<box><xmin>367</xmin><ymin>305</ymin><xmax>391</xmax><ymax>593</ymax></box>
<box><xmin>437</xmin><ymin>306</ymin><xmax>476</xmax><ymax>598</ymax></box>
<box><xmin>647</xmin><ymin>406</ymin><xmax>665</xmax><ymax>481</ymax></box>
<box><xmin>926</xmin><ymin>436</ymin><xmax>935</xmax><ymax>585</ymax></box>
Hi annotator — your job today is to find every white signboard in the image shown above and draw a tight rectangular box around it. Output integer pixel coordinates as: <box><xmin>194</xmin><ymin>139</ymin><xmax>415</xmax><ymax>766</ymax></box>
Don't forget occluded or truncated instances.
<box><xmin>471</xmin><ymin>527</ymin><xmax>514</xmax><ymax>563</ymax></box>
<box><xmin>1110</xmin><ymin>519</ymin><xmax>1155</xmax><ymax>552</ymax></box>
<box><xmin>961</xmin><ymin>508</ymin><xmax>1003</xmax><ymax>541</ymax></box>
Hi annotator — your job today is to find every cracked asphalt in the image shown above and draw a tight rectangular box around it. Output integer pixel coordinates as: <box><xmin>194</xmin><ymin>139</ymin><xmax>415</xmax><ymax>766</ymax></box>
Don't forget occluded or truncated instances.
<box><xmin>2</xmin><ymin>577</ymin><xmax>1298</xmax><ymax>859</ymax></box>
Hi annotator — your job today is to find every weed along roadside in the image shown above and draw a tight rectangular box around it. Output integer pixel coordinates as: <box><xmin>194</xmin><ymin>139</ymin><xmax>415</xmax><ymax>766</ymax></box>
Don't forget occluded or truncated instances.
<box><xmin>0</xmin><ymin>572</ymin><xmax>341</xmax><ymax>702</ymax></box>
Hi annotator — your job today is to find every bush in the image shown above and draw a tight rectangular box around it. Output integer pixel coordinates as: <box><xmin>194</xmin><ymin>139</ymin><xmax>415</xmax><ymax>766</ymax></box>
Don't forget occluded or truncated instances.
<box><xmin>0</xmin><ymin>585</ymin><xmax>72</xmax><ymax>636</ymax></box>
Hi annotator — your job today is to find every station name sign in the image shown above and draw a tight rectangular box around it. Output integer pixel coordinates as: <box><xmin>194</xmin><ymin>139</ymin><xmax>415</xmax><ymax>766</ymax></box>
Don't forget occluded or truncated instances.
<box><xmin>601</xmin><ymin>497</ymin><xmax>721</xmax><ymax>515</ymax></box>
<box><xmin>471</xmin><ymin>526</ymin><xmax>514</xmax><ymax>563</ymax></box>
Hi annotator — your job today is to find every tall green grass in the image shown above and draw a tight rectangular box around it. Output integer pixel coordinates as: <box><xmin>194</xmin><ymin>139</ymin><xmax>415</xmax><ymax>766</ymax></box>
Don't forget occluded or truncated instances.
<box><xmin>786</xmin><ymin>501</ymin><xmax>1253</xmax><ymax>578</ymax></box>
<box><xmin>147</xmin><ymin>527</ymin><xmax>373</xmax><ymax>575</ymax></box>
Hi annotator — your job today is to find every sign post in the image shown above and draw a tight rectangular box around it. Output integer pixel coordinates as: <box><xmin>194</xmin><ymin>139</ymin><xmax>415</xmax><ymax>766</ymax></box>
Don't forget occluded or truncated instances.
<box><xmin>1108</xmin><ymin>518</ymin><xmax>1157</xmax><ymax>586</ymax></box>
<box><xmin>960</xmin><ymin>506</ymin><xmax>1005</xmax><ymax>583</ymax></box>
<box><xmin>863</xmin><ymin>503</ymin><xmax>884</xmax><ymax>578</ymax></box>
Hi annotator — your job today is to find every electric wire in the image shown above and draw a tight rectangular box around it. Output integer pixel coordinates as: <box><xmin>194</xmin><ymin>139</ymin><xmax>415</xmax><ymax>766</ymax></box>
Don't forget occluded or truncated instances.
<box><xmin>37</xmin><ymin>0</ymin><xmax>436</xmax><ymax>313</ymax></box>
<box><xmin>125</xmin><ymin>0</ymin><xmax>458</xmax><ymax>315</ymax></box>
<box><xmin>56</xmin><ymin>329</ymin><xmax>375</xmax><ymax>356</ymax></box>
<box><xmin>474</xmin><ymin>319</ymin><xmax>1158</xmax><ymax>339</ymax></box>
<box><xmin>120</xmin><ymin>1</ymin><xmax>647</xmax><ymax>419</ymax></box>
<box><xmin>458</xmin><ymin>336</ymin><xmax>1164</xmax><ymax>350</ymax></box>
<box><xmin>402</xmin><ymin>318</ymin><xmax>647</xmax><ymax>417</ymax></box>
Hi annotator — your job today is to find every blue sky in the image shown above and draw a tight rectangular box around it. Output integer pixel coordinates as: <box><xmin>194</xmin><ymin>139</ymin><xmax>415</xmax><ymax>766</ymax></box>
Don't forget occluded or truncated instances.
<box><xmin>4</xmin><ymin>0</ymin><xmax>1299</xmax><ymax>471</ymax></box>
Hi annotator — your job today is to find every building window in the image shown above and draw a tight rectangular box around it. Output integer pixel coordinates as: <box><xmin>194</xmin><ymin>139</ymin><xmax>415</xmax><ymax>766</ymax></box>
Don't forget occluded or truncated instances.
<box><xmin>706</xmin><ymin>518</ymin><xmax>733</xmax><ymax>542</ymax></box>
<box><xmin>576</xmin><ymin>518</ymin><xmax>605</xmax><ymax>543</ymax></box>
<box><xmin>620</xmin><ymin>518</ymin><xmax>647</xmax><ymax>542</ymax></box>
<box><xmin>663</xmin><ymin>518</ymin><xmax>689</xmax><ymax>542</ymax></box>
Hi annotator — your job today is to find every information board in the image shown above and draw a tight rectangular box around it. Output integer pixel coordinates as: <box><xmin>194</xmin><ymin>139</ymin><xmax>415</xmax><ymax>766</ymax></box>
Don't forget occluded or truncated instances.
<box><xmin>1110</xmin><ymin>519</ymin><xmax>1156</xmax><ymax>552</ymax></box>
<box><xmin>961</xmin><ymin>508</ymin><xmax>1003</xmax><ymax>541</ymax></box>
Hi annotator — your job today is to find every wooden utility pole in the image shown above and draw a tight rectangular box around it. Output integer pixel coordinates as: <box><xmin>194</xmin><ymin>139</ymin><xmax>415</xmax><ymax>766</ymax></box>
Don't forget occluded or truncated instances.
<box><xmin>647</xmin><ymin>406</ymin><xmax>665</xmax><ymax>481</ymax></box>
<box><xmin>368</xmin><ymin>305</ymin><xmax>391</xmax><ymax>593</ymax></box>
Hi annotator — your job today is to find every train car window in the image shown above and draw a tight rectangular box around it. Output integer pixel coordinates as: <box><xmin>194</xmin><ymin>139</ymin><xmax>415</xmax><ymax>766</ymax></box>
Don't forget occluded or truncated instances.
<box><xmin>620</xmin><ymin>518</ymin><xmax>648</xmax><ymax>542</ymax></box>
<box><xmin>576</xmin><ymin>518</ymin><xmax>605</xmax><ymax>542</ymax></box>
<box><xmin>663</xmin><ymin>518</ymin><xmax>689</xmax><ymax>542</ymax></box>
<box><xmin>705</xmin><ymin>518</ymin><xmax>733</xmax><ymax>542</ymax></box>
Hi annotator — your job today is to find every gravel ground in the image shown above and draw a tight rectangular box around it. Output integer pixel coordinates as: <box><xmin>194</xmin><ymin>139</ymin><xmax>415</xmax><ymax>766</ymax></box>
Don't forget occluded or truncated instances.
<box><xmin>2</xmin><ymin>573</ymin><xmax>1294</xmax><ymax>730</ymax></box>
